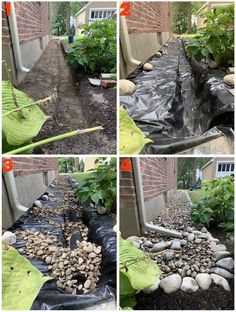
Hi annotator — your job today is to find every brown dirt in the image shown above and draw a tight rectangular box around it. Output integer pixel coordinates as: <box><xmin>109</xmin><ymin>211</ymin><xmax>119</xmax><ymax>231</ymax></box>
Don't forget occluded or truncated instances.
<box><xmin>18</xmin><ymin>39</ymin><xmax>116</xmax><ymax>154</ymax></box>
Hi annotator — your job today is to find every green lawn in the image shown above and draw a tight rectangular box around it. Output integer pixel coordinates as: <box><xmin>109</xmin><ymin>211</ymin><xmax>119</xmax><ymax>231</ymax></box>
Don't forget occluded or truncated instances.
<box><xmin>176</xmin><ymin>33</ymin><xmax>198</xmax><ymax>38</ymax></box>
<box><xmin>188</xmin><ymin>189</ymin><xmax>210</xmax><ymax>203</ymax></box>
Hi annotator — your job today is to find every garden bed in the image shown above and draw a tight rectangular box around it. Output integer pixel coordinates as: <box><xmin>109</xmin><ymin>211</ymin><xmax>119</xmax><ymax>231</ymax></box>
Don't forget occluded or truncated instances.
<box><xmin>120</xmin><ymin>38</ymin><xmax>234</xmax><ymax>154</ymax></box>
<box><xmin>18</xmin><ymin>39</ymin><xmax>116</xmax><ymax>154</ymax></box>
<box><xmin>127</xmin><ymin>191</ymin><xmax>234</xmax><ymax>310</ymax></box>
<box><xmin>7</xmin><ymin>175</ymin><xmax>116</xmax><ymax>310</ymax></box>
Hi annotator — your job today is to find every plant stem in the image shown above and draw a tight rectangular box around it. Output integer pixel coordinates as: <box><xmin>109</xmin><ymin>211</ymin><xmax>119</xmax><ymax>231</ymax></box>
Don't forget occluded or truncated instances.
<box><xmin>4</xmin><ymin>126</ymin><xmax>103</xmax><ymax>155</ymax></box>
<box><xmin>2</xmin><ymin>95</ymin><xmax>54</xmax><ymax>117</ymax></box>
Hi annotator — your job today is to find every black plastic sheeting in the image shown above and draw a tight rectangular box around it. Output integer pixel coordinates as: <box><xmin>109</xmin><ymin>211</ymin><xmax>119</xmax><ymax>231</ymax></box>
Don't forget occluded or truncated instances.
<box><xmin>120</xmin><ymin>38</ymin><xmax>234</xmax><ymax>154</ymax></box>
<box><xmin>8</xmin><ymin>181</ymin><xmax>116</xmax><ymax>310</ymax></box>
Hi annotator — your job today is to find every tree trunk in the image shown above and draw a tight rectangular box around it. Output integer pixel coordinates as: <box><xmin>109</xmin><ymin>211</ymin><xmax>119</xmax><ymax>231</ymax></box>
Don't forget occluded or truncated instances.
<box><xmin>187</xmin><ymin>3</ymin><xmax>192</xmax><ymax>33</ymax></box>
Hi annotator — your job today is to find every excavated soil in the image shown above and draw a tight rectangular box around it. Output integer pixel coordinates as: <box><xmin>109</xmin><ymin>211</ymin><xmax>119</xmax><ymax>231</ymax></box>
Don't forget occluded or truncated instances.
<box><xmin>19</xmin><ymin>39</ymin><xmax>116</xmax><ymax>154</ymax></box>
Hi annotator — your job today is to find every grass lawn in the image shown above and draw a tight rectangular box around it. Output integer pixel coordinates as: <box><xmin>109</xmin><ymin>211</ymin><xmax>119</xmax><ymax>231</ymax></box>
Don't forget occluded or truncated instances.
<box><xmin>188</xmin><ymin>189</ymin><xmax>210</xmax><ymax>204</ymax></box>
<box><xmin>175</xmin><ymin>33</ymin><xmax>198</xmax><ymax>38</ymax></box>
<box><xmin>54</xmin><ymin>35</ymin><xmax>83</xmax><ymax>50</ymax></box>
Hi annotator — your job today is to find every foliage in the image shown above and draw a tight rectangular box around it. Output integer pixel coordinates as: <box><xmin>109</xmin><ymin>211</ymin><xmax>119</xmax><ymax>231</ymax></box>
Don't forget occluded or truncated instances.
<box><xmin>120</xmin><ymin>237</ymin><xmax>161</xmax><ymax>308</ymax></box>
<box><xmin>120</xmin><ymin>107</ymin><xmax>152</xmax><ymax>154</ymax></box>
<box><xmin>59</xmin><ymin>157</ymin><xmax>75</xmax><ymax>173</ymax></box>
<box><xmin>2</xmin><ymin>242</ymin><xmax>52</xmax><ymax>310</ymax></box>
<box><xmin>191</xmin><ymin>176</ymin><xmax>234</xmax><ymax>231</ymax></box>
<box><xmin>172</xmin><ymin>2</ymin><xmax>193</xmax><ymax>34</ymax></box>
<box><xmin>2</xmin><ymin>80</ymin><xmax>47</xmax><ymax>153</ymax></box>
<box><xmin>75</xmin><ymin>158</ymin><xmax>116</xmax><ymax>213</ymax></box>
<box><xmin>67</xmin><ymin>19</ymin><xmax>116</xmax><ymax>73</ymax></box>
<box><xmin>187</xmin><ymin>4</ymin><xmax>234</xmax><ymax>66</ymax></box>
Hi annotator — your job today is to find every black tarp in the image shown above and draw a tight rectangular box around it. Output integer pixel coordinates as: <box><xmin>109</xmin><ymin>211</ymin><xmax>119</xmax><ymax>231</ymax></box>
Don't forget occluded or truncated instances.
<box><xmin>120</xmin><ymin>38</ymin><xmax>234</xmax><ymax>154</ymax></box>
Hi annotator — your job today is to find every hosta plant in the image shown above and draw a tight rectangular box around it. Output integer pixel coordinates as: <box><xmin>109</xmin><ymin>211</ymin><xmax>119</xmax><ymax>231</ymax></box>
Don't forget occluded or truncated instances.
<box><xmin>120</xmin><ymin>237</ymin><xmax>161</xmax><ymax>308</ymax></box>
<box><xmin>120</xmin><ymin>107</ymin><xmax>152</xmax><ymax>154</ymax></box>
<box><xmin>2</xmin><ymin>242</ymin><xmax>52</xmax><ymax>310</ymax></box>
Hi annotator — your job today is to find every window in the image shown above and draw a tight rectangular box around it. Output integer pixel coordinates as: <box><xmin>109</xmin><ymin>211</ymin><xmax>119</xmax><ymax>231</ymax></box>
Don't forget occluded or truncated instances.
<box><xmin>216</xmin><ymin>161</ymin><xmax>234</xmax><ymax>177</ymax></box>
<box><xmin>89</xmin><ymin>8</ymin><xmax>115</xmax><ymax>23</ymax></box>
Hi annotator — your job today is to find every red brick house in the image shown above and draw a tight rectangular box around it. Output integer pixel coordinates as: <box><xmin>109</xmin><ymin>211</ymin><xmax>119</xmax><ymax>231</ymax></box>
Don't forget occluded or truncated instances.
<box><xmin>120</xmin><ymin>157</ymin><xmax>177</xmax><ymax>237</ymax></box>
<box><xmin>2</xmin><ymin>157</ymin><xmax>58</xmax><ymax>229</ymax></box>
<box><xmin>120</xmin><ymin>2</ymin><xmax>172</xmax><ymax>77</ymax></box>
<box><xmin>2</xmin><ymin>2</ymin><xmax>51</xmax><ymax>85</ymax></box>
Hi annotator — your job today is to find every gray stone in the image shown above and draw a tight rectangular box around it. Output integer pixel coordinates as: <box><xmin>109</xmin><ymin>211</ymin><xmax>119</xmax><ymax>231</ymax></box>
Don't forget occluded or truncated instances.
<box><xmin>211</xmin><ymin>273</ymin><xmax>230</xmax><ymax>291</ymax></box>
<box><xmin>183</xmin><ymin>232</ymin><xmax>190</xmax><ymax>237</ymax></box>
<box><xmin>156</xmin><ymin>52</ymin><xmax>162</xmax><ymax>58</ymax></box>
<box><xmin>41</xmin><ymin>195</ymin><xmax>48</xmax><ymax>201</ymax></box>
<box><xmin>187</xmin><ymin>234</ymin><xmax>195</xmax><ymax>242</ymax></box>
<box><xmin>159</xmin><ymin>274</ymin><xmax>182</xmax><ymax>294</ymax></box>
<box><xmin>2</xmin><ymin>231</ymin><xmax>16</xmax><ymax>245</ymax></box>
<box><xmin>186</xmin><ymin>227</ymin><xmax>193</xmax><ymax>232</ymax></box>
<box><xmin>216</xmin><ymin>257</ymin><xmax>234</xmax><ymax>271</ymax></box>
<box><xmin>201</xmin><ymin>227</ymin><xmax>208</xmax><ymax>233</ymax></box>
<box><xmin>195</xmin><ymin>273</ymin><xmax>212</xmax><ymax>290</ymax></box>
<box><xmin>210</xmin><ymin>267</ymin><xmax>234</xmax><ymax>279</ymax></box>
<box><xmin>213</xmin><ymin>251</ymin><xmax>231</xmax><ymax>261</ymax></box>
<box><xmin>34</xmin><ymin>200</ymin><xmax>42</xmax><ymax>208</ymax></box>
<box><xmin>195</xmin><ymin>239</ymin><xmax>202</xmax><ymax>244</ymax></box>
<box><xmin>164</xmin><ymin>251</ymin><xmax>175</xmax><ymax>261</ymax></box>
<box><xmin>152</xmin><ymin>241</ymin><xmax>168</xmax><ymax>252</ymax></box>
<box><xmin>193</xmin><ymin>230</ymin><xmax>202</xmax><ymax>235</ymax></box>
<box><xmin>170</xmin><ymin>240</ymin><xmax>181</xmax><ymax>250</ymax></box>
<box><xmin>144</xmin><ymin>240</ymin><xmax>153</xmax><ymax>248</ymax></box>
<box><xmin>180</xmin><ymin>277</ymin><xmax>199</xmax><ymax>293</ymax></box>
<box><xmin>211</xmin><ymin>244</ymin><xmax>227</xmax><ymax>252</ymax></box>
<box><xmin>180</xmin><ymin>239</ymin><xmax>187</xmax><ymax>246</ymax></box>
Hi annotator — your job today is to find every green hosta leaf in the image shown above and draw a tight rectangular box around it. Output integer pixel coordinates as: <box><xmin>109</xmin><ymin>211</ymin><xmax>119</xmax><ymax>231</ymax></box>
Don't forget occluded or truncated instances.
<box><xmin>120</xmin><ymin>237</ymin><xmax>161</xmax><ymax>290</ymax></box>
<box><xmin>2</xmin><ymin>242</ymin><xmax>52</xmax><ymax>310</ymax></box>
<box><xmin>2</xmin><ymin>81</ymin><xmax>47</xmax><ymax>147</ymax></box>
<box><xmin>119</xmin><ymin>107</ymin><xmax>152</xmax><ymax>154</ymax></box>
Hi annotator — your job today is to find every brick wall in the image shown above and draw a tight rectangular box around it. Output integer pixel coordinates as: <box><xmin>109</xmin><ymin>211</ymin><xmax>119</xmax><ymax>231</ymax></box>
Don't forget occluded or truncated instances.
<box><xmin>2</xmin><ymin>2</ymin><xmax>51</xmax><ymax>46</ymax></box>
<box><xmin>12</xmin><ymin>157</ymin><xmax>58</xmax><ymax>177</ymax></box>
<box><xmin>126</xmin><ymin>2</ymin><xmax>172</xmax><ymax>34</ymax></box>
<box><xmin>140</xmin><ymin>157</ymin><xmax>177</xmax><ymax>202</ymax></box>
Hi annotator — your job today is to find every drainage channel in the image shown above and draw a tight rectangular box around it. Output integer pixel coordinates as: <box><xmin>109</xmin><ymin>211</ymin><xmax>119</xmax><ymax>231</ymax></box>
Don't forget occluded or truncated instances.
<box><xmin>120</xmin><ymin>38</ymin><xmax>234</xmax><ymax>154</ymax></box>
<box><xmin>8</xmin><ymin>175</ymin><xmax>116</xmax><ymax>310</ymax></box>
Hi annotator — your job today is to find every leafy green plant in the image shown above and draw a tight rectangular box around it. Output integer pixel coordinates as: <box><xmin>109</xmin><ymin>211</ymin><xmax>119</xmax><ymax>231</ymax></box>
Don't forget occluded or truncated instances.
<box><xmin>187</xmin><ymin>4</ymin><xmax>234</xmax><ymax>66</ymax></box>
<box><xmin>120</xmin><ymin>237</ymin><xmax>161</xmax><ymax>308</ymax></box>
<box><xmin>67</xmin><ymin>19</ymin><xmax>116</xmax><ymax>73</ymax></box>
<box><xmin>2</xmin><ymin>242</ymin><xmax>52</xmax><ymax>310</ymax></box>
<box><xmin>75</xmin><ymin>158</ymin><xmax>116</xmax><ymax>212</ymax></box>
<box><xmin>120</xmin><ymin>107</ymin><xmax>152</xmax><ymax>154</ymax></box>
<box><xmin>191</xmin><ymin>176</ymin><xmax>234</xmax><ymax>230</ymax></box>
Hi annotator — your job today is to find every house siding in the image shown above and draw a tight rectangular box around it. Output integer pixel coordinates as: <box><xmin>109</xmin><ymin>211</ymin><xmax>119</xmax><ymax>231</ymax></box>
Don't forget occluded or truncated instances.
<box><xmin>202</xmin><ymin>157</ymin><xmax>234</xmax><ymax>181</ymax></box>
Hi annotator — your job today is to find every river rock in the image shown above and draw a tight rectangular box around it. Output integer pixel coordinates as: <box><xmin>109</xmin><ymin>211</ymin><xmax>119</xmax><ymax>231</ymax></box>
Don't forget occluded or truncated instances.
<box><xmin>84</xmin><ymin>279</ymin><xmax>91</xmax><ymax>289</ymax></box>
<box><xmin>156</xmin><ymin>52</ymin><xmax>162</xmax><ymax>58</ymax></box>
<box><xmin>164</xmin><ymin>251</ymin><xmax>175</xmax><ymax>261</ymax></box>
<box><xmin>2</xmin><ymin>231</ymin><xmax>16</xmax><ymax>245</ymax></box>
<box><xmin>144</xmin><ymin>240</ymin><xmax>153</xmax><ymax>248</ymax></box>
<box><xmin>216</xmin><ymin>257</ymin><xmax>234</xmax><ymax>271</ymax></box>
<box><xmin>223</xmin><ymin>74</ymin><xmax>234</xmax><ymax>86</ymax></box>
<box><xmin>186</xmin><ymin>227</ymin><xmax>193</xmax><ymax>232</ymax></box>
<box><xmin>213</xmin><ymin>251</ymin><xmax>231</xmax><ymax>261</ymax></box>
<box><xmin>34</xmin><ymin>200</ymin><xmax>42</xmax><ymax>208</ymax></box>
<box><xmin>210</xmin><ymin>267</ymin><xmax>234</xmax><ymax>279</ymax></box>
<box><xmin>187</xmin><ymin>234</ymin><xmax>195</xmax><ymax>241</ymax></box>
<box><xmin>181</xmin><ymin>277</ymin><xmax>199</xmax><ymax>293</ymax></box>
<box><xmin>41</xmin><ymin>195</ymin><xmax>48</xmax><ymax>201</ymax></box>
<box><xmin>120</xmin><ymin>79</ymin><xmax>136</xmax><ymax>96</ymax></box>
<box><xmin>171</xmin><ymin>240</ymin><xmax>181</xmax><ymax>250</ymax></box>
<box><xmin>211</xmin><ymin>244</ymin><xmax>227</xmax><ymax>252</ymax></box>
<box><xmin>195</xmin><ymin>238</ymin><xmax>202</xmax><ymax>244</ymax></box>
<box><xmin>195</xmin><ymin>273</ymin><xmax>212</xmax><ymax>290</ymax></box>
<box><xmin>152</xmin><ymin>241</ymin><xmax>169</xmax><ymax>252</ymax></box>
<box><xmin>143</xmin><ymin>63</ymin><xmax>153</xmax><ymax>71</ymax></box>
<box><xmin>211</xmin><ymin>273</ymin><xmax>230</xmax><ymax>291</ymax></box>
<box><xmin>201</xmin><ymin>227</ymin><xmax>208</xmax><ymax>233</ymax></box>
<box><xmin>159</xmin><ymin>274</ymin><xmax>182</xmax><ymax>293</ymax></box>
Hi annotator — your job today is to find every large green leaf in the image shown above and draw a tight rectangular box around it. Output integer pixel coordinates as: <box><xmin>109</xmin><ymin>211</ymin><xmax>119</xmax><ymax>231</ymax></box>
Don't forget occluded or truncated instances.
<box><xmin>2</xmin><ymin>242</ymin><xmax>52</xmax><ymax>310</ymax></box>
<box><xmin>2</xmin><ymin>81</ymin><xmax>47</xmax><ymax>147</ymax></box>
<box><xmin>120</xmin><ymin>238</ymin><xmax>161</xmax><ymax>290</ymax></box>
<box><xmin>119</xmin><ymin>107</ymin><xmax>152</xmax><ymax>154</ymax></box>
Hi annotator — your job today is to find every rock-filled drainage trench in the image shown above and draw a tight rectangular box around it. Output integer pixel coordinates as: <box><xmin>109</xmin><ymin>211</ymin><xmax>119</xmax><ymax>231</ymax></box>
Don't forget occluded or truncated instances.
<box><xmin>128</xmin><ymin>192</ymin><xmax>234</xmax><ymax>309</ymax></box>
<box><xmin>121</xmin><ymin>38</ymin><xmax>234</xmax><ymax>154</ymax></box>
<box><xmin>9</xmin><ymin>176</ymin><xmax>115</xmax><ymax>306</ymax></box>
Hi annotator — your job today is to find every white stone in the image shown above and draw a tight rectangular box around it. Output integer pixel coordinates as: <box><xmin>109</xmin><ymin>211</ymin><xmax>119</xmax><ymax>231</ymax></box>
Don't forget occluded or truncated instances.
<box><xmin>195</xmin><ymin>239</ymin><xmax>202</xmax><ymax>244</ymax></box>
<box><xmin>210</xmin><ymin>267</ymin><xmax>234</xmax><ymax>279</ymax></box>
<box><xmin>211</xmin><ymin>244</ymin><xmax>227</xmax><ymax>252</ymax></box>
<box><xmin>170</xmin><ymin>240</ymin><xmax>181</xmax><ymax>250</ymax></box>
<box><xmin>216</xmin><ymin>257</ymin><xmax>234</xmax><ymax>271</ymax></box>
<box><xmin>144</xmin><ymin>240</ymin><xmax>153</xmax><ymax>248</ymax></box>
<box><xmin>143</xmin><ymin>63</ymin><xmax>153</xmax><ymax>71</ymax></box>
<box><xmin>180</xmin><ymin>277</ymin><xmax>199</xmax><ymax>293</ymax></box>
<box><xmin>41</xmin><ymin>195</ymin><xmax>48</xmax><ymax>201</ymax></box>
<box><xmin>156</xmin><ymin>52</ymin><xmax>162</xmax><ymax>58</ymax></box>
<box><xmin>2</xmin><ymin>231</ymin><xmax>16</xmax><ymax>245</ymax></box>
<box><xmin>120</xmin><ymin>79</ymin><xmax>136</xmax><ymax>96</ymax></box>
<box><xmin>195</xmin><ymin>273</ymin><xmax>212</xmax><ymax>290</ymax></box>
<box><xmin>34</xmin><ymin>200</ymin><xmax>42</xmax><ymax>208</ymax></box>
<box><xmin>164</xmin><ymin>251</ymin><xmax>175</xmax><ymax>261</ymax></box>
<box><xmin>224</xmin><ymin>74</ymin><xmax>234</xmax><ymax>86</ymax></box>
<box><xmin>159</xmin><ymin>274</ymin><xmax>182</xmax><ymax>294</ymax></box>
<box><xmin>211</xmin><ymin>273</ymin><xmax>230</xmax><ymax>291</ymax></box>
<box><xmin>213</xmin><ymin>251</ymin><xmax>231</xmax><ymax>261</ymax></box>
<box><xmin>201</xmin><ymin>227</ymin><xmax>208</xmax><ymax>233</ymax></box>
<box><xmin>187</xmin><ymin>233</ymin><xmax>195</xmax><ymax>241</ymax></box>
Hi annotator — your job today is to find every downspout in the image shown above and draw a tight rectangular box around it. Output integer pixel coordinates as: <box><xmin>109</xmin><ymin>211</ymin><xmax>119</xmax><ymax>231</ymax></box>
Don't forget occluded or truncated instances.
<box><xmin>120</xmin><ymin>16</ymin><xmax>142</xmax><ymax>69</ymax></box>
<box><xmin>132</xmin><ymin>158</ymin><xmax>182</xmax><ymax>238</ymax></box>
<box><xmin>3</xmin><ymin>171</ymin><xmax>28</xmax><ymax>219</ymax></box>
<box><xmin>8</xmin><ymin>2</ymin><xmax>30</xmax><ymax>74</ymax></box>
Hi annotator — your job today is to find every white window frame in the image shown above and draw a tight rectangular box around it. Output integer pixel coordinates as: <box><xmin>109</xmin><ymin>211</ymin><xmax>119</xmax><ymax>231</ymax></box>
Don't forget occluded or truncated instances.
<box><xmin>89</xmin><ymin>8</ymin><xmax>116</xmax><ymax>24</ymax></box>
<box><xmin>215</xmin><ymin>161</ymin><xmax>234</xmax><ymax>177</ymax></box>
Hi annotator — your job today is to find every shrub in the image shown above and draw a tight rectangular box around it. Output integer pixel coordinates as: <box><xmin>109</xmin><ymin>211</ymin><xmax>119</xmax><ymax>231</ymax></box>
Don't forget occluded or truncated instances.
<box><xmin>191</xmin><ymin>176</ymin><xmax>234</xmax><ymax>231</ymax></box>
<box><xmin>187</xmin><ymin>4</ymin><xmax>234</xmax><ymax>66</ymax></box>
<box><xmin>75</xmin><ymin>158</ymin><xmax>116</xmax><ymax>213</ymax></box>
<box><xmin>67</xmin><ymin>19</ymin><xmax>116</xmax><ymax>73</ymax></box>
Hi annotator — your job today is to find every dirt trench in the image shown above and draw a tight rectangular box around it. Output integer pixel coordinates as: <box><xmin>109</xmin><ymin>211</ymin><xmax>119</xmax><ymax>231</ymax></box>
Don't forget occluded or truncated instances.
<box><xmin>19</xmin><ymin>39</ymin><xmax>116</xmax><ymax>154</ymax></box>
